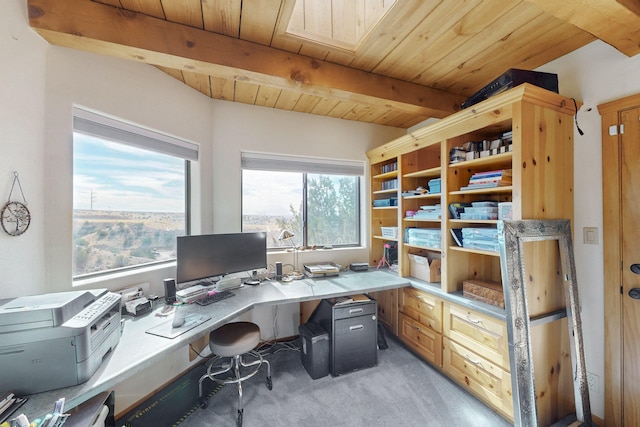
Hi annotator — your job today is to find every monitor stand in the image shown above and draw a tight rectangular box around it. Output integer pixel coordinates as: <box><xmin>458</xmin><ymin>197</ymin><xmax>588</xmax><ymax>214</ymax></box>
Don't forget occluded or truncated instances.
<box><xmin>244</xmin><ymin>270</ymin><xmax>261</xmax><ymax>286</ymax></box>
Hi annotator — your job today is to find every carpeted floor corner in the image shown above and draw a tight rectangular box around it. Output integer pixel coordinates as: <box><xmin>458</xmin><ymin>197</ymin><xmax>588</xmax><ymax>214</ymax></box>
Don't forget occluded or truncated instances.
<box><xmin>180</xmin><ymin>335</ymin><xmax>511</xmax><ymax>427</ymax></box>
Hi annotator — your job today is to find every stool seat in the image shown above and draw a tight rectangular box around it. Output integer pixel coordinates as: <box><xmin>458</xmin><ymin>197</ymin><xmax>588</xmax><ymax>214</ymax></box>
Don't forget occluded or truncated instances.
<box><xmin>199</xmin><ymin>321</ymin><xmax>272</xmax><ymax>427</ymax></box>
<box><xmin>210</xmin><ymin>321</ymin><xmax>260</xmax><ymax>357</ymax></box>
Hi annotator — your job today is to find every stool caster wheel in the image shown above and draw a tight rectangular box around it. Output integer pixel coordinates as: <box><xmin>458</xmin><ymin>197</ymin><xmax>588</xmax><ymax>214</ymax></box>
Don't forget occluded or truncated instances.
<box><xmin>237</xmin><ymin>409</ymin><xmax>243</xmax><ymax>427</ymax></box>
<box><xmin>199</xmin><ymin>398</ymin><xmax>208</xmax><ymax>409</ymax></box>
<box><xmin>266</xmin><ymin>376</ymin><xmax>273</xmax><ymax>390</ymax></box>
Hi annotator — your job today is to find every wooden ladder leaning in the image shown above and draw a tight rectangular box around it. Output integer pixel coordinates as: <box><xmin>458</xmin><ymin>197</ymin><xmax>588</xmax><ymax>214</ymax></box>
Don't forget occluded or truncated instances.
<box><xmin>498</xmin><ymin>219</ymin><xmax>593</xmax><ymax>427</ymax></box>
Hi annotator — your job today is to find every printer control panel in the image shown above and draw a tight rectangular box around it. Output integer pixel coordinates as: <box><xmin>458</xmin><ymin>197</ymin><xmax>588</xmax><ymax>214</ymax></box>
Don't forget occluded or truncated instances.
<box><xmin>64</xmin><ymin>292</ymin><xmax>121</xmax><ymax>329</ymax></box>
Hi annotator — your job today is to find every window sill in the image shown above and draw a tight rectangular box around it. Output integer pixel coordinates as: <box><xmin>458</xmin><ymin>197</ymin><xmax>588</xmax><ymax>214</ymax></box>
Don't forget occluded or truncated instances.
<box><xmin>73</xmin><ymin>261</ymin><xmax>176</xmax><ymax>290</ymax></box>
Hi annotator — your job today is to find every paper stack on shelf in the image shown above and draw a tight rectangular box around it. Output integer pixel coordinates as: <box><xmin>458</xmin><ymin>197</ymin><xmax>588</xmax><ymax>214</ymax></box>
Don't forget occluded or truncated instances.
<box><xmin>303</xmin><ymin>263</ymin><xmax>341</xmax><ymax>278</ymax></box>
<box><xmin>460</xmin><ymin>169</ymin><xmax>512</xmax><ymax>191</ymax></box>
<box><xmin>411</xmin><ymin>204</ymin><xmax>441</xmax><ymax>220</ymax></box>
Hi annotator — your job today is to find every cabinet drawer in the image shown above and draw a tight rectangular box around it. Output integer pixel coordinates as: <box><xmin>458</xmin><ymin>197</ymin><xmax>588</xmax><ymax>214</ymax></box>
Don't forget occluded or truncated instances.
<box><xmin>333</xmin><ymin>301</ymin><xmax>377</xmax><ymax>320</ymax></box>
<box><xmin>400</xmin><ymin>288</ymin><xmax>442</xmax><ymax>333</ymax></box>
<box><xmin>398</xmin><ymin>312</ymin><xmax>442</xmax><ymax>368</ymax></box>
<box><xmin>443</xmin><ymin>337</ymin><xmax>513</xmax><ymax>420</ymax></box>
<box><xmin>443</xmin><ymin>303</ymin><xmax>509</xmax><ymax>370</ymax></box>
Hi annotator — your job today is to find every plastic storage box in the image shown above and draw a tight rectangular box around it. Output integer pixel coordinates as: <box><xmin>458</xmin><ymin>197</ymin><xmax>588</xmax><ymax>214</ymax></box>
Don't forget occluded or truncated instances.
<box><xmin>380</xmin><ymin>227</ymin><xmax>398</xmax><ymax>238</ymax></box>
<box><xmin>298</xmin><ymin>322</ymin><xmax>329</xmax><ymax>379</ymax></box>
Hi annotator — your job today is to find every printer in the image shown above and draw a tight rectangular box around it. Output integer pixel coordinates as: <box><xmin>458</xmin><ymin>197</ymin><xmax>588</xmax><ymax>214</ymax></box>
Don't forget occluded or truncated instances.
<box><xmin>0</xmin><ymin>289</ymin><xmax>122</xmax><ymax>395</ymax></box>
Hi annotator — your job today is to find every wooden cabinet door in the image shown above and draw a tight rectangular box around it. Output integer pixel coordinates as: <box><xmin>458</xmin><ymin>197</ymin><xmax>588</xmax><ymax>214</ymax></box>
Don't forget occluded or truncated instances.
<box><xmin>621</xmin><ymin>106</ymin><xmax>640</xmax><ymax>426</ymax></box>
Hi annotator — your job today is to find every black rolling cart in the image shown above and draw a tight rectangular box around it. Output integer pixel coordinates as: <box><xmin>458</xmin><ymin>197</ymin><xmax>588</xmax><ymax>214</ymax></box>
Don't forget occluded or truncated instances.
<box><xmin>308</xmin><ymin>295</ymin><xmax>378</xmax><ymax>376</ymax></box>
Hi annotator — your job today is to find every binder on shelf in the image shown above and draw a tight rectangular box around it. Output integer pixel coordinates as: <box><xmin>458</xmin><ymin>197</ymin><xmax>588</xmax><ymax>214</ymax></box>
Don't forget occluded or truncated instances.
<box><xmin>450</xmin><ymin>228</ymin><xmax>463</xmax><ymax>247</ymax></box>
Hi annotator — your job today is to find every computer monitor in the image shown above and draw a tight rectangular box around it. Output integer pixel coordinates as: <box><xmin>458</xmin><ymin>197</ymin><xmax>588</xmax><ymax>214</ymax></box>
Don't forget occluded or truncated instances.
<box><xmin>176</xmin><ymin>232</ymin><xmax>267</xmax><ymax>285</ymax></box>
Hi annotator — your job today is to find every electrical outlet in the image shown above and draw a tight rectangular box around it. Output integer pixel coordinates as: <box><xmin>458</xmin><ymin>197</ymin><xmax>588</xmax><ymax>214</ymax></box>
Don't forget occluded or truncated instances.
<box><xmin>587</xmin><ymin>371</ymin><xmax>599</xmax><ymax>393</ymax></box>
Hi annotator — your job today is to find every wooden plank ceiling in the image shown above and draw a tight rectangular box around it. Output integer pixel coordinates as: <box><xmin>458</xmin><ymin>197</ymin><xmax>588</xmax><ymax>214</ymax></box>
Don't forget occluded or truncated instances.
<box><xmin>27</xmin><ymin>0</ymin><xmax>640</xmax><ymax>129</ymax></box>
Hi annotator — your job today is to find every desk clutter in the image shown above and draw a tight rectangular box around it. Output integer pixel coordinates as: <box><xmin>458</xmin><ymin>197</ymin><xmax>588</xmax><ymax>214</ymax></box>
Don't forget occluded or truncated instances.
<box><xmin>0</xmin><ymin>392</ymin><xmax>28</xmax><ymax>425</ymax></box>
<box><xmin>1</xmin><ymin>397</ymin><xmax>66</xmax><ymax>427</ymax></box>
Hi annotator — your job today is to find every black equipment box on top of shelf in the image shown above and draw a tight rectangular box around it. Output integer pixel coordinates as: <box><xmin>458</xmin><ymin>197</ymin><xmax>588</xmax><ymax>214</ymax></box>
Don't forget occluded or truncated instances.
<box><xmin>298</xmin><ymin>322</ymin><xmax>330</xmax><ymax>380</ymax></box>
<box><xmin>308</xmin><ymin>296</ymin><xmax>378</xmax><ymax>377</ymax></box>
<box><xmin>461</xmin><ymin>69</ymin><xmax>558</xmax><ymax>109</ymax></box>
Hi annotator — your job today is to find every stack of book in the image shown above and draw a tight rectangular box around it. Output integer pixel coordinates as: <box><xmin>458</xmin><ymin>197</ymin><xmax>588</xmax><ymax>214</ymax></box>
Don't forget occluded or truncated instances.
<box><xmin>460</xmin><ymin>169</ymin><xmax>512</xmax><ymax>191</ymax></box>
<box><xmin>0</xmin><ymin>391</ymin><xmax>28</xmax><ymax>424</ymax></box>
<box><xmin>410</xmin><ymin>204</ymin><xmax>441</xmax><ymax>220</ymax></box>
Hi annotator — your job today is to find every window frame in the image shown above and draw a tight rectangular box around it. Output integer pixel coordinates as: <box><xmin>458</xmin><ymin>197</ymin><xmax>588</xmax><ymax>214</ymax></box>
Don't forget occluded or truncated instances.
<box><xmin>241</xmin><ymin>152</ymin><xmax>364</xmax><ymax>250</ymax></box>
<box><xmin>71</xmin><ymin>107</ymin><xmax>196</xmax><ymax>281</ymax></box>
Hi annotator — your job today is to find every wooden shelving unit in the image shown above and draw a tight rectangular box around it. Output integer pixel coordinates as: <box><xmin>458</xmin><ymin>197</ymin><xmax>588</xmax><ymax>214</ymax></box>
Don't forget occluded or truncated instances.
<box><xmin>366</xmin><ymin>84</ymin><xmax>576</xmax><ymax>425</ymax></box>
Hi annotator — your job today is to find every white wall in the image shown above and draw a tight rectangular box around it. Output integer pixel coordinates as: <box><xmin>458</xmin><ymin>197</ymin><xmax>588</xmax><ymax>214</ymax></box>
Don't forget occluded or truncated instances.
<box><xmin>536</xmin><ymin>40</ymin><xmax>640</xmax><ymax>419</ymax></box>
<box><xmin>0</xmin><ymin>0</ymin><xmax>47</xmax><ymax>298</ymax></box>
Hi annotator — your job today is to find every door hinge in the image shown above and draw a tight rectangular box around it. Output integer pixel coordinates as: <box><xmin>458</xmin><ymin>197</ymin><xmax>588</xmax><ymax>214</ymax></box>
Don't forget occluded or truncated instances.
<box><xmin>609</xmin><ymin>124</ymin><xmax>625</xmax><ymax>135</ymax></box>
<box><xmin>621</xmin><ymin>285</ymin><xmax>624</xmax><ymax>294</ymax></box>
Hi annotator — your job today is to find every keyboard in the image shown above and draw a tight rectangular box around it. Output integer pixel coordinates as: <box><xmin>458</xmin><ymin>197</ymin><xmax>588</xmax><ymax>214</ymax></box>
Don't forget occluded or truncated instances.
<box><xmin>195</xmin><ymin>289</ymin><xmax>235</xmax><ymax>306</ymax></box>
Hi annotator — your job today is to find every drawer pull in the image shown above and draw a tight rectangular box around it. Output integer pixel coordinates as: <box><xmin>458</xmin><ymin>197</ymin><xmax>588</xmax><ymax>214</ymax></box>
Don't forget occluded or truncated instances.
<box><xmin>465</xmin><ymin>314</ymin><xmax>482</xmax><ymax>325</ymax></box>
<box><xmin>349</xmin><ymin>324</ymin><xmax>364</xmax><ymax>331</ymax></box>
<box><xmin>409</xmin><ymin>322</ymin><xmax>421</xmax><ymax>331</ymax></box>
<box><xmin>411</xmin><ymin>294</ymin><xmax>430</xmax><ymax>304</ymax></box>
<box><xmin>349</xmin><ymin>308</ymin><xmax>364</xmax><ymax>315</ymax></box>
<box><xmin>464</xmin><ymin>353</ymin><xmax>483</xmax><ymax>367</ymax></box>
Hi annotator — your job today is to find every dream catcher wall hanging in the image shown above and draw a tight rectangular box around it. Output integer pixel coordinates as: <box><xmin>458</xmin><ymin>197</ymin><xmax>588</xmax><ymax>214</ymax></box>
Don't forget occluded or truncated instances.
<box><xmin>1</xmin><ymin>172</ymin><xmax>31</xmax><ymax>236</ymax></box>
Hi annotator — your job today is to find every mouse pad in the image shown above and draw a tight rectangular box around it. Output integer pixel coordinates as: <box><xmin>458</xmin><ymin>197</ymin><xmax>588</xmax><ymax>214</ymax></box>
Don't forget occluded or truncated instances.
<box><xmin>145</xmin><ymin>314</ymin><xmax>211</xmax><ymax>339</ymax></box>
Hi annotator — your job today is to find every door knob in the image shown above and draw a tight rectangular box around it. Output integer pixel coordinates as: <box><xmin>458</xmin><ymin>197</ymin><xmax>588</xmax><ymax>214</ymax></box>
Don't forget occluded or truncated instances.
<box><xmin>631</xmin><ymin>264</ymin><xmax>640</xmax><ymax>275</ymax></box>
<box><xmin>629</xmin><ymin>288</ymin><xmax>640</xmax><ymax>299</ymax></box>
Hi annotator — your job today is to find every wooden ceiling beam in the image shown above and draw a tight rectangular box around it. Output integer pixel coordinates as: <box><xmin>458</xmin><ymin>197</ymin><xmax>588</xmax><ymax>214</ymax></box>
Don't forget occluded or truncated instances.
<box><xmin>525</xmin><ymin>0</ymin><xmax>640</xmax><ymax>56</ymax></box>
<box><xmin>27</xmin><ymin>0</ymin><xmax>465</xmax><ymax>119</ymax></box>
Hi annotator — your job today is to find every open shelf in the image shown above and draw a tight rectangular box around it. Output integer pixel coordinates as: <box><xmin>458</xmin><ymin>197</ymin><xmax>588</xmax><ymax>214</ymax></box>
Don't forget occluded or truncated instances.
<box><xmin>448</xmin><ymin>152</ymin><xmax>512</xmax><ymax>170</ymax></box>
<box><xmin>373</xmin><ymin>170</ymin><xmax>398</xmax><ymax>180</ymax></box>
<box><xmin>403</xmin><ymin>166</ymin><xmax>441</xmax><ymax>179</ymax></box>
<box><xmin>449</xmin><ymin>186</ymin><xmax>512</xmax><ymax>196</ymax></box>
<box><xmin>448</xmin><ymin>246</ymin><xmax>500</xmax><ymax>257</ymax></box>
<box><xmin>374</xmin><ymin>188</ymin><xmax>398</xmax><ymax>195</ymax></box>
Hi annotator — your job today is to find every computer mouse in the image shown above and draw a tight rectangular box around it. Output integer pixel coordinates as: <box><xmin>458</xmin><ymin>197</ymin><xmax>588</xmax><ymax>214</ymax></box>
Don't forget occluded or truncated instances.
<box><xmin>172</xmin><ymin>310</ymin><xmax>186</xmax><ymax>328</ymax></box>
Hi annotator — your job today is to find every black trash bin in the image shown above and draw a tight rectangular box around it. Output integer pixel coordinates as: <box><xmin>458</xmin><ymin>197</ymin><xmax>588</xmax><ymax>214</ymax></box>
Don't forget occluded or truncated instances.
<box><xmin>298</xmin><ymin>322</ymin><xmax>329</xmax><ymax>379</ymax></box>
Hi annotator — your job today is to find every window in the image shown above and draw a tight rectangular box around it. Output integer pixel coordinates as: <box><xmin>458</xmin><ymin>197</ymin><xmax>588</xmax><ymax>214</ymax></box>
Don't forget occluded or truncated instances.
<box><xmin>241</xmin><ymin>152</ymin><xmax>362</xmax><ymax>249</ymax></box>
<box><xmin>72</xmin><ymin>108</ymin><xmax>197</xmax><ymax>278</ymax></box>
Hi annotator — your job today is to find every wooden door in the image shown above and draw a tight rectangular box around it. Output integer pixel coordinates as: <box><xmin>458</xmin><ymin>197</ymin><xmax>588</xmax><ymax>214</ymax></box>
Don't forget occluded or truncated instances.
<box><xmin>621</xmin><ymin>106</ymin><xmax>640</xmax><ymax>426</ymax></box>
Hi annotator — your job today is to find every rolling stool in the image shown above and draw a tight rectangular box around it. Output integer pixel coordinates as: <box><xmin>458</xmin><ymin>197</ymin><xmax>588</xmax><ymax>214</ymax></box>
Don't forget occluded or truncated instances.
<box><xmin>198</xmin><ymin>321</ymin><xmax>272</xmax><ymax>427</ymax></box>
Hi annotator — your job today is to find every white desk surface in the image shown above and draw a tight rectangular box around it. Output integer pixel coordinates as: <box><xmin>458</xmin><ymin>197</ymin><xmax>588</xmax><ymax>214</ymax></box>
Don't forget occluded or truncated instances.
<box><xmin>20</xmin><ymin>269</ymin><xmax>412</xmax><ymax>419</ymax></box>
<box><xmin>20</xmin><ymin>268</ymin><xmax>507</xmax><ymax>420</ymax></box>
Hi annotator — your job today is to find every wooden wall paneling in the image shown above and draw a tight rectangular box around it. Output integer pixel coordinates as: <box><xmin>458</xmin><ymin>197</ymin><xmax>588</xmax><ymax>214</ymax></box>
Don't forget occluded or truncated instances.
<box><xmin>182</xmin><ymin>70</ymin><xmax>211</xmax><ymax>97</ymax></box>
<box><xmin>119</xmin><ymin>0</ymin><xmax>165</xmax><ymax>19</ymax></box>
<box><xmin>239</xmin><ymin>0</ymin><xmax>284</xmax><ymax>46</ymax></box>
<box><xmin>411</xmin><ymin>0</ymin><xmax>528</xmax><ymax>88</ymax></box>
<box><xmin>274</xmin><ymin>90</ymin><xmax>303</xmax><ymax>110</ymax></box>
<box><xmin>162</xmin><ymin>0</ymin><xmax>204</xmax><ymax>28</ymax></box>
<box><xmin>210</xmin><ymin>76</ymin><xmax>235</xmax><ymax>101</ymax></box>
<box><xmin>371</xmin><ymin>0</ymin><xmax>483</xmax><ymax>79</ymax></box>
<box><xmin>234</xmin><ymin>81</ymin><xmax>261</xmax><ymax>104</ymax></box>
<box><xmin>202</xmin><ymin>0</ymin><xmax>241</xmax><ymax>36</ymax></box>
<box><xmin>254</xmin><ymin>85</ymin><xmax>282</xmax><ymax>108</ymax></box>
<box><xmin>349</xmin><ymin>0</ymin><xmax>440</xmax><ymax>71</ymax></box>
<box><xmin>292</xmin><ymin>94</ymin><xmax>323</xmax><ymax>113</ymax></box>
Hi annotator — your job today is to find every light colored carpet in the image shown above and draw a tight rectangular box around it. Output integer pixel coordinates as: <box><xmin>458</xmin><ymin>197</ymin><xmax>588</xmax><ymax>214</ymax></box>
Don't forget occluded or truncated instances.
<box><xmin>181</xmin><ymin>334</ymin><xmax>511</xmax><ymax>427</ymax></box>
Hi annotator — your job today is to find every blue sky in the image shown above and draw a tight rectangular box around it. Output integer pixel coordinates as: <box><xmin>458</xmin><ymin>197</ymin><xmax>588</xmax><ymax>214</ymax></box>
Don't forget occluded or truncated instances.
<box><xmin>73</xmin><ymin>133</ymin><xmax>185</xmax><ymax>212</ymax></box>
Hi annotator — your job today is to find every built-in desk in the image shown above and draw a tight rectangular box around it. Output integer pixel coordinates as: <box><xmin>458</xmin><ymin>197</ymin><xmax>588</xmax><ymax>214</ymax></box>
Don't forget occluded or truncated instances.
<box><xmin>20</xmin><ymin>270</ymin><xmax>411</xmax><ymax>420</ymax></box>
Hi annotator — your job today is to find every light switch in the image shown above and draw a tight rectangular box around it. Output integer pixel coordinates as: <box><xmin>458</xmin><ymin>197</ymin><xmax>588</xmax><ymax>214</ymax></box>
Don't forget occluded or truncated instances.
<box><xmin>583</xmin><ymin>227</ymin><xmax>599</xmax><ymax>245</ymax></box>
